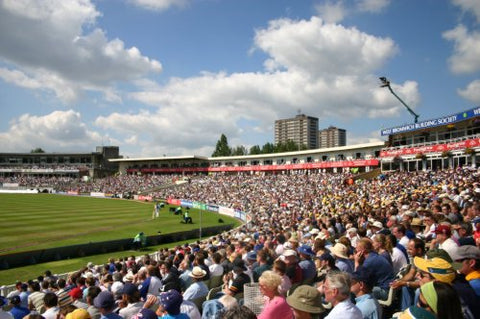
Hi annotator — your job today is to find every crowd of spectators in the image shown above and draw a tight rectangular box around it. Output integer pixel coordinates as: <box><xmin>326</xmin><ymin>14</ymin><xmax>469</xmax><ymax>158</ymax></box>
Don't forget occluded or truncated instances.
<box><xmin>1</xmin><ymin>166</ymin><xmax>480</xmax><ymax>318</ymax></box>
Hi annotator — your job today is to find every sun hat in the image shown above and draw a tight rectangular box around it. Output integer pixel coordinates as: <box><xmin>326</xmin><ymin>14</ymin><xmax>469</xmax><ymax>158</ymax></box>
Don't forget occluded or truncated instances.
<box><xmin>372</xmin><ymin>221</ymin><xmax>383</xmax><ymax>229</ymax></box>
<box><xmin>297</xmin><ymin>245</ymin><xmax>315</xmax><ymax>257</ymax></box>
<box><xmin>411</xmin><ymin>218</ymin><xmax>424</xmax><ymax>227</ymax></box>
<box><xmin>66</xmin><ymin>309</ymin><xmax>91</xmax><ymax>319</ymax></box>
<box><xmin>159</xmin><ymin>289</ymin><xmax>183</xmax><ymax>315</ymax></box>
<box><xmin>188</xmin><ymin>266</ymin><xmax>207</xmax><ymax>279</ymax></box>
<box><xmin>426</xmin><ymin>249</ymin><xmax>452</xmax><ymax>263</ymax></box>
<box><xmin>413</xmin><ymin>257</ymin><xmax>456</xmax><ymax>283</ymax></box>
<box><xmin>286</xmin><ymin>285</ymin><xmax>324</xmax><ymax>314</ymax></box>
<box><xmin>420</xmin><ymin>281</ymin><xmax>438</xmax><ymax>314</ymax></box>
<box><xmin>330</xmin><ymin>243</ymin><xmax>349</xmax><ymax>259</ymax></box>
<box><xmin>93</xmin><ymin>291</ymin><xmax>115</xmax><ymax>309</ymax></box>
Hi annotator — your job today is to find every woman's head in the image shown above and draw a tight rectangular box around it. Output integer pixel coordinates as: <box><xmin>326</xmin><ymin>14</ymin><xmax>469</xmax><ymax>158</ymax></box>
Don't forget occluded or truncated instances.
<box><xmin>419</xmin><ymin>281</ymin><xmax>462</xmax><ymax>319</ymax></box>
<box><xmin>259</xmin><ymin>270</ymin><xmax>281</xmax><ymax>296</ymax></box>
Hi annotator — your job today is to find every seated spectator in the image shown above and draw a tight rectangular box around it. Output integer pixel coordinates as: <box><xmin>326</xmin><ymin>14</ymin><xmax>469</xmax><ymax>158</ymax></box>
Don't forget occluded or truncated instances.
<box><xmin>322</xmin><ymin>271</ymin><xmax>362</xmax><ymax>319</ymax></box>
<box><xmin>8</xmin><ymin>296</ymin><xmax>29</xmax><ymax>319</ymax></box>
<box><xmin>257</xmin><ymin>271</ymin><xmax>292</xmax><ymax>319</ymax></box>
<box><xmin>286</xmin><ymin>285</ymin><xmax>324</xmax><ymax>319</ymax></box>
<box><xmin>94</xmin><ymin>291</ymin><xmax>122</xmax><ymax>319</ymax></box>
<box><xmin>350</xmin><ymin>268</ymin><xmax>382</xmax><ymax>319</ymax></box>
<box><xmin>118</xmin><ymin>283</ymin><xmax>144</xmax><ymax>319</ymax></box>
<box><xmin>182</xmin><ymin>266</ymin><xmax>208</xmax><ymax>301</ymax></box>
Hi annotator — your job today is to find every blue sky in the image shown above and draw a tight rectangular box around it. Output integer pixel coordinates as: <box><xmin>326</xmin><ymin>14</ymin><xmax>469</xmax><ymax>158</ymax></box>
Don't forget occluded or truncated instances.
<box><xmin>0</xmin><ymin>0</ymin><xmax>479</xmax><ymax>157</ymax></box>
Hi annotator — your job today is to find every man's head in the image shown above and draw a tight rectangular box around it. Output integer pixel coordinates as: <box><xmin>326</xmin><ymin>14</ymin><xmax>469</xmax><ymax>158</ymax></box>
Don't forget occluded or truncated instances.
<box><xmin>451</xmin><ymin>245</ymin><xmax>480</xmax><ymax>275</ymax></box>
<box><xmin>407</xmin><ymin>238</ymin><xmax>425</xmax><ymax>258</ymax></box>
<box><xmin>324</xmin><ymin>271</ymin><xmax>351</xmax><ymax>305</ymax></box>
<box><xmin>392</xmin><ymin>225</ymin><xmax>406</xmax><ymax>240</ymax></box>
<box><xmin>434</xmin><ymin>224</ymin><xmax>452</xmax><ymax>243</ymax></box>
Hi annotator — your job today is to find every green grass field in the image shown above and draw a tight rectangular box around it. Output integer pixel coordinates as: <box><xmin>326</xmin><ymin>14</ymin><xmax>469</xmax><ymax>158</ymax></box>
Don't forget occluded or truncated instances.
<box><xmin>0</xmin><ymin>193</ymin><xmax>241</xmax><ymax>284</ymax></box>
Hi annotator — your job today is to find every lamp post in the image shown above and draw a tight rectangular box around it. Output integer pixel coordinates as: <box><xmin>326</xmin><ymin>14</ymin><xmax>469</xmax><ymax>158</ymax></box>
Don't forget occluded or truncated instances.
<box><xmin>379</xmin><ymin>77</ymin><xmax>420</xmax><ymax>123</ymax></box>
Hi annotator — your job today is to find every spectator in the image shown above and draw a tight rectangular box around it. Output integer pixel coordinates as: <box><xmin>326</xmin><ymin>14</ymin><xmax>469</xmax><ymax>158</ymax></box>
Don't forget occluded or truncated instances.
<box><xmin>257</xmin><ymin>271</ymin><xmax>292</xmax><ymax>319</ymax></box>
<box><xmin>286</xmin><ymin>285</ymin><xmax>324</xmax><ymax>319</ymax></box>
<box><xmin>322</xmin><ymin>271</ymin><xmax>362</xmax><ymax>319</ymax></box>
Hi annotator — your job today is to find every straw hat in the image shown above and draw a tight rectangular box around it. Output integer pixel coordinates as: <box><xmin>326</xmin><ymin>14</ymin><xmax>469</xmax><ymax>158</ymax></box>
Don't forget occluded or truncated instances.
<box><xmin>188</xmin><ymin>266</ymin><xmax>207</xmax><ymax>279</ymax></box>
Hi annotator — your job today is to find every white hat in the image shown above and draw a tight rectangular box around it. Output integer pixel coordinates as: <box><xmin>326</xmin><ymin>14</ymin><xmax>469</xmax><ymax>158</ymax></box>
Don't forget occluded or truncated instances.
<box><xmin>310</xmin><ymin>228</ymin><xmax>320</xmax><ymax>235</ymax></box>
<box><xmin>189</xmin><ymin>266</ymin><xmax>207</xmax><ymax>279</ymax></box>
<box><xmin>372</xmin><ymin>221</ymin><xmax>383</xmax><ymax>229</ymax></box>
<box><xmin>283</xmin><ymin>249</ymin><xmax>298</xmax><ymax>257</ymax></box>
<box><xmin>347</xmin><ymin>227</ymin><xmax>357</xmax><ymax>234</ymax></box>
<box><xmin>330</xmin><ymin>243</ymin><xmax>349</xmax><ymax>259</ymax></box>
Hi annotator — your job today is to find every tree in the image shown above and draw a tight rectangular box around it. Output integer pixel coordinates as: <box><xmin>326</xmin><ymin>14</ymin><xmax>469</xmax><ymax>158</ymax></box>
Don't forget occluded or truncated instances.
<box><xmin>231</xmin><ymin>145</ymin><xmax>248</xmax><ymax>156</ymax></box>
<box><xmin>30</xmin><ymin>148</ymin><xmax>45</xmax><ymax>153</ymax></box>
<box><xmin>249</xmin><ymin>145</ymin><xmax>261</xmax><ymax>155</ymax></box>
<box><xmin>261</xmin><ymin>142</ymin><xmax>275</xmax><ymax>154</ymax></box>
<box><xmin>212</xmin><ymin>134</ymin><xmax>232</xmax><ymax>157</ymax></box>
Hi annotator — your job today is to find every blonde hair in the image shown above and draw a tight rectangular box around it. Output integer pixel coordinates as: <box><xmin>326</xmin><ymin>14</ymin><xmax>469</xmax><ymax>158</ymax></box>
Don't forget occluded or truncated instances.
<box><xmin>259</xmin><ymin>270</ymin><xmax>282</xmax><ymax>292</ymax></box>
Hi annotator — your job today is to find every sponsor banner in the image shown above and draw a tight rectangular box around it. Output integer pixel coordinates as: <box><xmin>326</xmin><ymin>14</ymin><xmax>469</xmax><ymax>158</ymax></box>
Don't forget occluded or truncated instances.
<box><xmin>67</xmin><ymin>191</ymin><xmax>79</xmax><ymax>195</ymax></box>
<box><xmin>181</xmin><ymin>200</ymin><xmax>193</xmax><ymax>208</ymax></box>
<box><xmin>127</xmin><ymin>159</ymin><xmax>379</xmax><ymax>175</ymax></box>
<box><xmin>137</xmin><ymin>195</ymin><xmax>153</xmax><ymax>201</ymax></box>
<box><xmin>206</xmin><ymin>204</ymin><xmax>219</xmax><ymax>213</ymax></box>
<box><xmin>193</xmin><ymin>202</ymin><xmax>206</xmax><ymax>210</ymax></box>
<box><xmin>381</xmin><ymin>106</ymin><xmax>480</xmax><ymax>136</ymax></box>
<box><xmin>219</xmin><ymin>206</ymin><xmax>235</xmax><ymax>217</ymax></box>
<box><xmin>0</xmin><ymin>189</ymin><xmax>39</xmax><ymax>194</ymax></box>
<box><xmin>380</xmin><ymin>138</ymin><xmax>480</xmax><ymax>157</ymax></box>
<box><xmin>167</xmin><ymin>198</ymin><xmax>181</xmax><ymax>206</ymax></box>
<box><xmin>90</xmin><ymin>192</ymin><xmax>106</xmax><ymax>197</ymax></box>
<box><xmin>3</xmin><ymin>183</ymin><xmax>19</xmax><ymax>188</ymax></box>
<box><xmin>234</xmin><ymin>210</ymin><xmax>247</xmax><ymax>222</ymax></box>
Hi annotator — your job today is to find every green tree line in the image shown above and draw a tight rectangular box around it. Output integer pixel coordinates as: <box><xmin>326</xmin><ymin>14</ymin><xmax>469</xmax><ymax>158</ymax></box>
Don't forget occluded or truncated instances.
<box><xmin>211</xmin><ymin>134</ymin><xmax>308</xmax><ymax>157</ymax></box>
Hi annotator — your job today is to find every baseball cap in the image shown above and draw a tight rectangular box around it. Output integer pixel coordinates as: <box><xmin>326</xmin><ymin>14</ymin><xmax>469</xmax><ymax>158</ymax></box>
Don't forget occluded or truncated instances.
<box><xmin>159</xmin><ymin>289</ymin><xmax>183</xmax><ymax>315</ymax></box>
<box><xmin>69</xmin><ymin>287</ymin><xmax>83</xmax><ymax>299</ymax></box>
<box><xmin>434</xmin><ymin>224</ymin><xmax>451</xmax><ymax>236</ymax></box>
<box><xmin>132</xmin><ymin>308</ymin><xmax>157</xmax><ymax>319</ymax></box>
<box><xmin>122</xmin><ymin>282</ymin><xmax>139</xmax><ymax>296</ymax></box>
<box><xmin>93</xmin><ymin>291</ymin><xmax>115</xmax><ymax>309</ymax></box>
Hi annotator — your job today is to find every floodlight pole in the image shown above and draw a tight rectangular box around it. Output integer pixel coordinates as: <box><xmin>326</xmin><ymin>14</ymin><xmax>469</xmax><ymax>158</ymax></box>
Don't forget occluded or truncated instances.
<box><xmin>379</xmin><ymin>77</ymin><xmax>419</xmax><ymax>123</ymax></box>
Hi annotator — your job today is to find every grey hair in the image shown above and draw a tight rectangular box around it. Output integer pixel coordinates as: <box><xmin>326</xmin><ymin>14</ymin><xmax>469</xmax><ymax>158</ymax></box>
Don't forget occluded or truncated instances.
<box><xmin>326</xmin><ymin>271</ymin><xmax>351</xmax><ymax>296</ymax></box>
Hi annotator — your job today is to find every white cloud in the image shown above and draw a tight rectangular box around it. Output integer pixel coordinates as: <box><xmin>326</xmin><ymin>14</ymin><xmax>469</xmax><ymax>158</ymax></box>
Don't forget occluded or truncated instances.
<box><xmin>443</xmin><ymin>25</ymin><xmax>480</xmax><ymax>74</ymax></box>
<box><xmin>356</xmin><ymin>0</ymin><xmax>390</xmax><ymax>13</ymax></box>
<box><xmin>93</xmin><ymin>17</ymin><xmax>415</xmax><ymax>156</ymax></box>
<box><xmin>129</xmin><ymin>0</ymin><xmax>190</xmax><ymax>11</ymax></box>
<box><xmin>0</xmin><ymin>110</ymin><xmax>103</xmax><ymax>152</ymax></box>
<box><xmin>0</xmin><ymin>0</ymin><xmax>162</xmax><ymax>103</ymax></box>
<box><xmin>314</xmin><ymin>1</ymin><xmax>347</xmax><ymax>24</ymax></box>
<box><xmin>452</xmin><ymin>0</ymin><xmax>480</xmax><ymax>23</ymax></box>
<box><xmin>458</xmin><ymin>80</ymin><xmax>480</xmax><ymax>103</ymax></box>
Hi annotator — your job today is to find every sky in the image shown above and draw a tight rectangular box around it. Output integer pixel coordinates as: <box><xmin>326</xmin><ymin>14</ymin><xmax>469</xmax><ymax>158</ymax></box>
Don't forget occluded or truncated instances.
<box><xmin>1</xmin><ymin>0</ymin><xmax>480</xmax><ymax>158</ymax></box>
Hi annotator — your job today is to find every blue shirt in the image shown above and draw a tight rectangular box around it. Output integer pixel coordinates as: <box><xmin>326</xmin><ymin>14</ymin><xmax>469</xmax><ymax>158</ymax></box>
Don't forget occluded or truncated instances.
<box><xmin>298</xmin><ymin>259</ymin><xmax>316</xmax><ymax>281</ymax></box>
<box><xmin>335</xmin><ymin>258</ymin><xmax>354</xmax><ymax>274</ymax></box>
<box><xmin>10</xmin><ymin>306</ymin><xmax>30</xmax><ymax>319</ymax></box>
<box><xmin>355</xmin><ymin>294</ymin><xmax>381</xmax><ymax>319</ymax></box>
<box><xmin>183</xmin><ymin>281</ymin><xmax>208</xmax><ymax>301</ymax></box>
<box><xmin>362</xmin><ymin>252</ymin><xmax>395</xmax><ymax>290</ymax></box>
<box><xmin>100</xmin><ymin>312</ymin><xmax>123</xmax><ymax>319</ymax></box>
